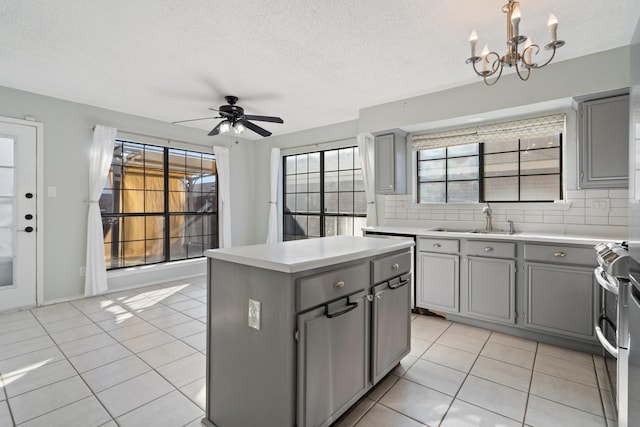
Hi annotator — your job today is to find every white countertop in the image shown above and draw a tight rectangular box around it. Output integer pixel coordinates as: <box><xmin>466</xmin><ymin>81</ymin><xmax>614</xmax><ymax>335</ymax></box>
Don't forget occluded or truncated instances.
<box><xmin>205</xmin><ymin>235</ymin><xmax>414</xmax><ymax>273</ymax></box>
<box><xmin>363</xmin><ymin>226</ymin><xmax>622</xmax><ymax>246</ymax></box>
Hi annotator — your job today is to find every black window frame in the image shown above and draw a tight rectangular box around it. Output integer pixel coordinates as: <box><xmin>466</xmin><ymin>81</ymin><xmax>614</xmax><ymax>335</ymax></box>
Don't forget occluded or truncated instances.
<box><xmin>417</xmin><ymin>133</ymin><xmax>563</xmax><ymax>204</ymax></box>
<box><xmin>417</xmin><ymin>144</ymin><xmax>482</xmax><ymax>203</ymax></box>
<box><xmin>100</xmin><ymin>140</ymin><xmax>219</xmax><ymax>270</ymax></box>
<box><xmin>283</xmin><ymin>146</ymin><xmax>366</xmax><ymax>241</ymax></box>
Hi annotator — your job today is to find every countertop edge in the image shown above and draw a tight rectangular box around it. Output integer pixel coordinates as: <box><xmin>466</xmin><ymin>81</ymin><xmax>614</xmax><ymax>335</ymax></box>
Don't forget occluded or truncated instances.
<box><xmin>363</xmin><ymin>226</ymin><xmax>623</xmax><ymax>246</ymax></box>
<box><xmin>205</xmin><ymin>237</ymin><xmax>414</xmax><ymax>273</ymax></box>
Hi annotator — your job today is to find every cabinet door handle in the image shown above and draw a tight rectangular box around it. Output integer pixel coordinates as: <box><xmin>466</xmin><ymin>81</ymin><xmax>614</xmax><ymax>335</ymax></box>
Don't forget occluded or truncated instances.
<box><xmin>553</xmin><ymin>252</ymin><xmax>566</xmax><ymax>257</ymax></box>
<box><xmin>334</xmin><ymin>280</ymin><xmax>345</xmax><ymax>288</ymax></box>
<box><xmin>433</xmin><ymin>243</ymin><xmax>442</xmax><ymax>248</ymax></box>
<box><xmin>388</xmin><ymin>279</ymin><xmax>409</xmax><ymax>290</ymax></box>
<box><xmin>325</xmin><ymin>301</ymin><xmax>358</xmax><ymax>318</ymax></box>
<box><xmin>392</xmin><ymin>263</ymin><xmax>399</xmax><ymax>270</ymax></box>
<box><xmin>484</xmin><ymin>247</ymin><xmax>494</xmax><ymax>252</ymax></box>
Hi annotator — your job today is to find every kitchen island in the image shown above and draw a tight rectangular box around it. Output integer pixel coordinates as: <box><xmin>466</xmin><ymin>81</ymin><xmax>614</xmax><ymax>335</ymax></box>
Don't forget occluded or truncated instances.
<box><xmin>203</xmin><ymin>236</ymin><xmax>414</xmax><ymax>427</ymax></box>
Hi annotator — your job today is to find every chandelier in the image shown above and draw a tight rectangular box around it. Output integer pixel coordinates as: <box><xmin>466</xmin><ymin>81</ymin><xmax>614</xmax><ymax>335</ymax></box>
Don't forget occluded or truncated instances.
<box><xmin>466</xmin><ymin>0</ymin><xmax>565</xmax><ymax>85</ymax></box>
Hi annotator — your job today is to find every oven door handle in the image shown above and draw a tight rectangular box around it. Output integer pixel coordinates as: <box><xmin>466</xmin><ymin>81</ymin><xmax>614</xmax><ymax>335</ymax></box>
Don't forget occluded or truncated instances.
<box><xmin>594</xmin><ymin>266</ymin><xmax>619</xmax><ymax>296</ymax></box>
<box><xmin>595</xmin><ymin>314</ymin><xmax>619</xmax><ymax>358</ymax></box>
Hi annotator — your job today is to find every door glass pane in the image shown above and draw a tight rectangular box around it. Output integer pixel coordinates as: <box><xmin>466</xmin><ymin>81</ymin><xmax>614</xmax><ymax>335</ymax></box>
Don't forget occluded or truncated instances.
<box><xmin>0</xmin><ymin>138</ymin><xmax>14</xmax><ymax>167</ymax></box>
<box><xmin>0</xmin><ymin>138</ymin><xmax>14</xmax><ymax>286</ymax></box>
<box><xmin>0</xmin><ymin>198</ymin><xmax>13</xmax><ymax>227</ymax></box>
<box><xmin>0</xmin><ymin>228</ymin><xmax>13</xmax><ymax>286</ymax></box>
<box><xmin>0</xmin><ymin>168</ymin><xmax>14</xmax><ymax>197</ymax></box>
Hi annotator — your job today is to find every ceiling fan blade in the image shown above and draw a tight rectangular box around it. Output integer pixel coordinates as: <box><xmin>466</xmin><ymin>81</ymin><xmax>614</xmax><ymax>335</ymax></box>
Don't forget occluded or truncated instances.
<box><xmin>241</xmin><ymin>120</ymin><xmax>272</xmax><ymax>137</ymax></box>
<box><xmin>243</xmin><ymin>115</ymin><xmax>284</xmax><ymax>124</ymax></box>
<box><xmin>172</xmin><ymin>116</ymin><xmax>219</xmax><ymax>124</ymax></box>
<box><xmin>208</xmin><ymin>121</ymin><xmax>225</xmax><ymax>136</ymax></box>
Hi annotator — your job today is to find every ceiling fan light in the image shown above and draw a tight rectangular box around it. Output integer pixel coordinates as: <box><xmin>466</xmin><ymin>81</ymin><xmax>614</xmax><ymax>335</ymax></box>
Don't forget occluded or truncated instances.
<box><xmin>219</xmin><ymin>120</ymin><xmax>231</xmax><ymax>133</ymax></box>
<box><xmin>233</xmin><ymin>122</ymin><xmax>245</xmax><ymax>135</ymax></box>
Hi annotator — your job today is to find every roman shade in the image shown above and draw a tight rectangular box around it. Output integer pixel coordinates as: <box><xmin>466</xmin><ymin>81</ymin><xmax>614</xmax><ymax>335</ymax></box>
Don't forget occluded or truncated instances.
<box><xmin>411</xmin><ymin>114</ymin><xmax>566</xmax><ymax>150</ymax></box>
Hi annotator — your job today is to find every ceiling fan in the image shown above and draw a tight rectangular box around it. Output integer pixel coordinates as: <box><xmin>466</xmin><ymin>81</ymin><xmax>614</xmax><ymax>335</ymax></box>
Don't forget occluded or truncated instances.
<box><xmin>172</xmin><ymin>95</ymin><xmax>284</xmax><ymax>137</ymax></box>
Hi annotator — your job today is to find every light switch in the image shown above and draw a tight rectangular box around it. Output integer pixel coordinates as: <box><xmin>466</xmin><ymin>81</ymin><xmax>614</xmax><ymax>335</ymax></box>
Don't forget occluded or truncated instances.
<box><xmin>248</xmin><ymin>299</ymin><xmax>261</xmax><ymax>330</ymax></box>
<box><xmin>47</xmin><ymin>186</ymin><xmax>57</xmax><ymax>197</ymax></box>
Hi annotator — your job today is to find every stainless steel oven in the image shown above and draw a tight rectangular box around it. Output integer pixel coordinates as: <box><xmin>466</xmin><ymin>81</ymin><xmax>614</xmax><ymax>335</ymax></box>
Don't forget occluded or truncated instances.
<box><xmin>594</xmin><ymin>242</ymin><xmax>629</xmax><ymax>426</ymax></box>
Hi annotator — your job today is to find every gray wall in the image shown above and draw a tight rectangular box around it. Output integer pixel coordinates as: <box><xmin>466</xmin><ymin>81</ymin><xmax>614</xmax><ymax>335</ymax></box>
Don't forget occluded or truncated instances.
<box><xmin>0</xmin><ymin>85</ymin><xmax>255</xmax><ymax>302</ymax></box>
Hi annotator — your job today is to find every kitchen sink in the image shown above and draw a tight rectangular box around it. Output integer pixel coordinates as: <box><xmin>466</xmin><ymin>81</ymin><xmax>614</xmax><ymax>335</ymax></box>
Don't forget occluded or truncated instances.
<box><xmin>428</xmin><ymin>228</ymin><xmax>515</xmax><ymax>235</ymax></box>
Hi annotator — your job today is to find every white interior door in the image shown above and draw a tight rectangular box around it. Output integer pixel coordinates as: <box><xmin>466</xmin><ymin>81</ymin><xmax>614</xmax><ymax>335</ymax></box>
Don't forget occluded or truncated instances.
<box><xmin>0</xmin><ymin>121</ymin><xmax>37</xmax><ymax>311</ymax></box>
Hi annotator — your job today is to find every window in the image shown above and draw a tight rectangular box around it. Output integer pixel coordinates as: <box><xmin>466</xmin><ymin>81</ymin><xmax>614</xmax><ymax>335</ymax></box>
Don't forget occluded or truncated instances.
<box><xmin>417</xmin><ymin>134</ymin><xmax>562</xmax><ymax>203</ymax></box>
<box><xmin>283</xmin><ymin>147</ymin><xmax>366</xmax><ymax>240</ymax></box>
<box><xmin>418</xmin><ymin>144</ymin><xmax>480</xmax><ymax>203</ymax></box>
<box><xmin>100</xmin><ymin>141</ymin><xmax>218</xmax><ymax>269</ymax></box>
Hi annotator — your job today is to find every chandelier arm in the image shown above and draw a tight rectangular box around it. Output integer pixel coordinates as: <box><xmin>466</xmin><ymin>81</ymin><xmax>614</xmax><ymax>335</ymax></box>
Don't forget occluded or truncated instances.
<box><xmin>483</xmin><ymin>61</ymin><xmax>504</xmax><ymax>86</ymax></box>
<box><xmin>529</xmin><ymin>45</ymin><xmax>557</xmax><ymax>69</ymax></box>
<box><xmin>514</xmin><ymin>60</ymin><xmax>531</xmax><ymax>81</ymax></box>
<box><xmin>471</xmin><ymin>58</ymin><xmax>486</xmax><ymax>77</ymax></box>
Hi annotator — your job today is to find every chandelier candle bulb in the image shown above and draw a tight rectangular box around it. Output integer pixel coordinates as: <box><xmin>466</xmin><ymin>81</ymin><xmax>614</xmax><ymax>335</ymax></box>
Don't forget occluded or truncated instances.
<box><xmin>482</xmin><ymin>44</ymin><xmax>490</xmax><ymax>72</ymax></box>
<box><xmin>523</xmin><ymin>37</ymin><xmax>533</xmax><ymax>65</ymax></box>
<box><xmin>511</xmin><ymin>5</ymin><xmax>521</xmax><ymax>39</ymax></box>
<box><xmin>469</xmin><ymin>30</ymin><xmax>478</xmax><ymax>57</ymax></box>
<box><xmin>548</xmin><ymin>14</ymin><xmax>558</xmax><ymax>43</ymax></box>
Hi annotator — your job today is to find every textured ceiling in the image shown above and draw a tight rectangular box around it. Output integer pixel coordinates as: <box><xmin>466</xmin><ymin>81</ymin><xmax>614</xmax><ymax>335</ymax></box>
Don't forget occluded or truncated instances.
<box><xmin>1</xmin><ymin>1</ymin><xmax>638</xmax><ymax>139</ymax></box>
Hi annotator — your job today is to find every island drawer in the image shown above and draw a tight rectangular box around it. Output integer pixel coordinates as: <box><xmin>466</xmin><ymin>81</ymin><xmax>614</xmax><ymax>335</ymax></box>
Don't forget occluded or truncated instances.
<box><xmin>467</xmin><ymin>240</ymin><xmax>516</xmax><ymax>258</ymax></box>
<box><xmin>371</xmin><ymin>251</ymin><xmax>411</xmax><ymax>284</ymax></box>
<box><xmin>297</xmin><ymin>262</ymin><xmax>369</xmax><ymax>311</ymax></box>
<box><xmin>524</xmin><ymin>243</ymin><xmax>595</xmax><ymax>266</ymax></box>
<box><xmin>418</xmin><ymin>237</ymin><xmax>459</xmax><ymax>254</ymax></box>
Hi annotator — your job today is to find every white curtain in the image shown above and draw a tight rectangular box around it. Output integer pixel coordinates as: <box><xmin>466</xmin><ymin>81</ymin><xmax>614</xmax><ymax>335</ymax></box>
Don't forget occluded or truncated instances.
<box><xmin>266</xmin><ymin>147</ymin><xmax>281</xmax><ymax>243</ymax></box>
<box><xmin>357</xmin><ymin>133</ymin><xmax>377</xmax><ymax>226</ymax></box>
<box><xmin>84</xmin><ymin>125</ymin><xmax>117</xmax><ymax>297</ymax></box>
<box><xmin>213</xmin><ymin>146</ymin><xmax>232</xmax><ymax>248</ymax></box>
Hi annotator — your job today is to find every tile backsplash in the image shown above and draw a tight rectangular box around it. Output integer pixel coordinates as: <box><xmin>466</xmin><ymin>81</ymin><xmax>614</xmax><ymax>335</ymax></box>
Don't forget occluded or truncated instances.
<box><xmin>382</xmin><ymin>189</ymin><xmax>628</xmax><ymax>238</ymax></box>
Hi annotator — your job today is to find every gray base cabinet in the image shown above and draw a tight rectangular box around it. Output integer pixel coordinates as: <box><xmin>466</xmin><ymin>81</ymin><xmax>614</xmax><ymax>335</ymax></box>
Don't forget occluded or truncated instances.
<box><xmin>467</xmin><ymin>256</ymin><xmax>516</xmax><ymax>324</ymax></box>
<box><xmin>371</xmin><ymin>277</ymin><xmax>411</xmax><ymax>384</ymax></box>
<box><xmin>525</xmin><ymin>262</ymin><xmax>596</xmax><ymax>339</ymax></box>
<box><xmin>205</xmin><ymin>248</ymin><xmax>412</xmax><ymax>427</ymax></box>
<box><xmin>417</xmin><ymin>252</ymin><xmax>459</xmax><ymax>313</ymax></box>
<box><xmin>297</xmin><ymin>290</ymin><xmax>369</xmax><ymax>427</ymax></box>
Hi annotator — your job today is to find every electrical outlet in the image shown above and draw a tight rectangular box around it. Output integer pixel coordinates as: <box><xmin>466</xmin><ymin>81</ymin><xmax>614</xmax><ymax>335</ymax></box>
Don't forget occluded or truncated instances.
<box><xmin>592</xmin><ymin>199</ymin><xmax>610</xmax><ymax>210</ymax></box>
<box><xmin>248</xmin><ymin>299</ymin><xmax>261</xmax><ymax>330</ymax></box>
<box><xmin>80</xmin><ymin>266</ymin><xmax>86</xmax><ymax>277</ymax></box>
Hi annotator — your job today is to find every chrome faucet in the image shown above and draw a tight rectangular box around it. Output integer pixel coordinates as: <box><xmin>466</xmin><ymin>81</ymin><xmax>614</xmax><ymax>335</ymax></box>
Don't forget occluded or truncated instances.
<box><xmin>482</xmin><ymin>203</ymin><xmax>493</xmax><ymax>231</ymax></box>
<box><xmin>507</xmin><ymin>219</ymin><xmax>515</xmax><ymax>234</ymax></box>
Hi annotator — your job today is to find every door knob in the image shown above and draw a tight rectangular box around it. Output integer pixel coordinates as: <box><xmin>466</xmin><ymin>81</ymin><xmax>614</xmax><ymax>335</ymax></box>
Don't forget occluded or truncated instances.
<box><xmin>24</xmin><ymin>227</ymin><xmax>34</xmax><ymax>233</ymax></box>
<box><xmin>25</xmin><ymin>214</ymin><xmax>33</xmax><ymax>220</ymax></box>
<box><xmin>25</xmin><ymin>193</ymin><xmax>33</xmax><ymax>199</ymax></box>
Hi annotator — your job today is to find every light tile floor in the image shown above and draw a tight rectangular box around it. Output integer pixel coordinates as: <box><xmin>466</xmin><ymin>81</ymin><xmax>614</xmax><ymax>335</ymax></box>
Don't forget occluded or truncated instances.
<box><xmin>0</xmin><ymin>277</ymin><xmax>614</xmax><ymax>427</ymax></box>
<box><xmin>337</xmin><ymin>315</ymin><xmax>615</xmax><ymax>427</ymax></box>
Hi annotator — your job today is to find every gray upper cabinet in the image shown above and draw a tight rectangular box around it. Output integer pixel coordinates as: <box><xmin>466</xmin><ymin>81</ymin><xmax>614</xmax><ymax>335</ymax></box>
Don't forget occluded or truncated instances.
<box><xmin>374</xmin><ymin>130</ymin><xmax>407</xmax><ymax>194</ymax></box>
<box><xmin>578</xmin><ymin>92</ymin><xmax>630</xmax><ymax>188</ymax></box>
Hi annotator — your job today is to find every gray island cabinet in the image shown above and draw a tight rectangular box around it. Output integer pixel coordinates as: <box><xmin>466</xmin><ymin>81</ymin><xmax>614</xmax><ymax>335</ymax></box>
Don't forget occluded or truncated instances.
<box><xmin>203</xmin><ymin>236</ymin><xmax>414</xmax><ymax>427</ymax></box>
